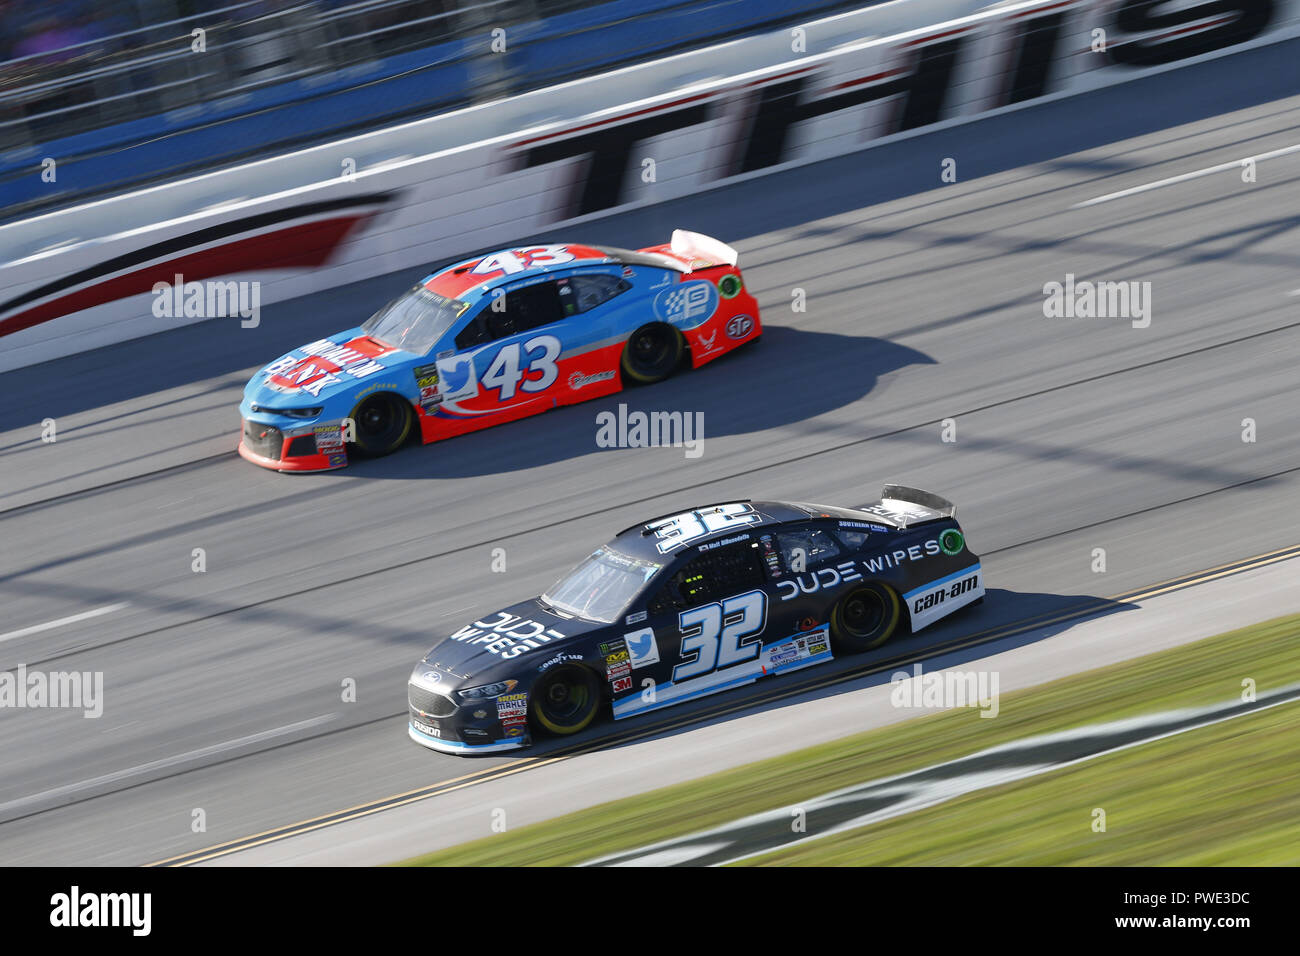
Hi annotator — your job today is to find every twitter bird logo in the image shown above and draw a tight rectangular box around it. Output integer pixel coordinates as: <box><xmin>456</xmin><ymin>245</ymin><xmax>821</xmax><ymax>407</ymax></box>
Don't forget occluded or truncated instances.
<box><xmin>624</xmin><ymin>628</ymin><xmax>659</xmax><ymax>667</ymax></box>
<box><xmin>436</xmin><ymin>354</ymin><xmax>478</xmax><ymax>400</ymax></box>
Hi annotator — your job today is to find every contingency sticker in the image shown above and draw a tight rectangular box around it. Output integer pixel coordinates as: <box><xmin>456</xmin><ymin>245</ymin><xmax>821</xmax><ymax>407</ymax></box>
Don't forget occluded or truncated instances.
<box><xmin>413</xmin><ymin>364</ymin><xmax>441</xmax><ymax>409</ymax></box>
<box><xmin>314</xmin><ymin>424</ymin><xmax>343</xmax><ymax>450</ymax></box>
<box><xmin>763</xmin><ymin>625</ymin><xmax>832</xmax><ymax>674</ymax></box>
<box><xmin>496</xmin><ymin>693</ymin><xmax>527</xmax><ymax>719</ymax></box>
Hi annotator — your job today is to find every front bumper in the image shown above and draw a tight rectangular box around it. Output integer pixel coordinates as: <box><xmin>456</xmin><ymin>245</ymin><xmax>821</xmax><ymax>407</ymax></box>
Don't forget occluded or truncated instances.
<box><xmin>408</xmin><ymin>721</ymin><xmax>531</xmax><ymax>754</ymax></box>
<box><xmin>407</xmin><ymin>679</ymin><xmax>532</xmax><ymax>755</ymax></box>
<box><xmin>238</xmin><ymin>418</ymin><xmax>348</xmax><ymax>472</ymax></box>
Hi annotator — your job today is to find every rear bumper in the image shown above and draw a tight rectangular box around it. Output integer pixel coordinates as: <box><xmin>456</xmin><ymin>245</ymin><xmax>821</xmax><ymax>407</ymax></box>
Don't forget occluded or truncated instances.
<box><xmin>687</xmin><ymin>292</ymin><xmax>762</xmax><ymax>368</ymax></box>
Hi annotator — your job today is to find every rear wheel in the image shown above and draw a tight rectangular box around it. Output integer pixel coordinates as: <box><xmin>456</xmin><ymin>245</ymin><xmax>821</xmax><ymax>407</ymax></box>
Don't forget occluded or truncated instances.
<box><xmin>621</xmin><ymin>323</ymin><xmax>683</xmax><ymax>384</ymax></box>
<box><xmin>530</xmin><ymin>664</ymin><xmax>601</xmax><ymax>735</ymax></box>
<box><xmin>829</xmin><ymin>582</ymin><xmax>902</xmax><ymax>653</ymax></box>
<box><xmin>348</xmin><ymin>392</ymin><xmax>413</xmax><ymax>457</ymax></box>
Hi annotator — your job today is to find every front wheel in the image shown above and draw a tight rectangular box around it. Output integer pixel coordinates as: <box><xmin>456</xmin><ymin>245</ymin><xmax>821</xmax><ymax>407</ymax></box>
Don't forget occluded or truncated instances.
<box><xmin>529</xmin><ymin>664</ymin><xmax>601</xmax><ymax>735</ymax></box>
<box><xmin>348</xmin><ymin>392</ymin><xmax>413</xmax><ymax>457</ymax></box>
<box><xmin>621</xmin><ymin>323</ymin><xmax>684</xmax><ymax>384</ymax></box>
<box><xmin>829</xmin><ymin>582</ymin><xmax>902</xmax><ymax>653</ymax></box>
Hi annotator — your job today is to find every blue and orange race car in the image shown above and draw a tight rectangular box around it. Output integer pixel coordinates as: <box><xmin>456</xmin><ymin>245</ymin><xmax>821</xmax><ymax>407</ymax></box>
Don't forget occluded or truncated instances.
<box><xmin>238</xmin><ymin>230</ymin><xmax>761</xmax><ymax>471</ymax></box>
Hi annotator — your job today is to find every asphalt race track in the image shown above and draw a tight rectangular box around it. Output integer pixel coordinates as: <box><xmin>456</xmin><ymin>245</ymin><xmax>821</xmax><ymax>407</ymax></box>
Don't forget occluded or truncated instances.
<box><xmin>214</xmin><ymin>552</ymin><xmax>1300</xmax><ymax>865</ymax></box>
<box><xmin>1</xmin><ymin>40</ymin><xmax>1298</xmax><ymax>866</ymax></box>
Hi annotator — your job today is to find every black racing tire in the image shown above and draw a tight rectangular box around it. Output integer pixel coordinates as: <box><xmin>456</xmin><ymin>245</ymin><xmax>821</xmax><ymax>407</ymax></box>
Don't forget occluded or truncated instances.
<box><xmin>829</xmin><ymin>582</ymin><xmax>902</xmax><ymax>653</ymax></box>
<box><xmin>347</xmin><ymin>392</ymin><xmax>413</xmax><ymax>457</ymax></box>
<box><xmin>621</xmin><ymin>322</ymin><xmax>684</xmax><ymax>384</ymax></box>
<box><xmin>529</xmin><ymin>664</ymin><xmax>601</xmax><ymax>736</ymax></box>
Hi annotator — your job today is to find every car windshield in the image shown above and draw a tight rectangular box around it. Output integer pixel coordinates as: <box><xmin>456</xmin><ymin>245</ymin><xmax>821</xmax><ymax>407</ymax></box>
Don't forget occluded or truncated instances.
<box><xmin>542</xmin><ymin>547</ymin><xmax>662</xmax><ymax>623</ymax></box>
<box><xmin>361</xmin><ymin>285</ymin><xmax>470</xmax><ymax>354</ymax></box>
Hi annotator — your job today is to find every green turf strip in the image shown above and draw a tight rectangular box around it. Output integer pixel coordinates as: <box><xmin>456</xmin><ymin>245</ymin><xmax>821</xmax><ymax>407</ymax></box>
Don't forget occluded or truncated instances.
<box><xmin>738</xmin><ymin>698</ymin><xmax>1299</xmax><ymax>865</ymax></box>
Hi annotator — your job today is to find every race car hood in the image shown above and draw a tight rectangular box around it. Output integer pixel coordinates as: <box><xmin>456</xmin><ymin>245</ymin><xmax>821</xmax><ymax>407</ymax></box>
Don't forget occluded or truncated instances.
<box><xmin>421</xmin><ymin>598</ymin><xmax>604</xmax><ymax>682</ymax></box>
<box><xmin>243</xmin><ymin>328</ymin><xmax>412</xmax><ymax>410</ymax></box>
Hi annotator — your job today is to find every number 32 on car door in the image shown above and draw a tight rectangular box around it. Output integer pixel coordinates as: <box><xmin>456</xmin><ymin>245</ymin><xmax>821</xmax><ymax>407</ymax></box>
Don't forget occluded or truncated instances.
<box><xmin>673</xmin><ymin>590</ymin><xmax>768</xmax><ymax>682</ymax></box>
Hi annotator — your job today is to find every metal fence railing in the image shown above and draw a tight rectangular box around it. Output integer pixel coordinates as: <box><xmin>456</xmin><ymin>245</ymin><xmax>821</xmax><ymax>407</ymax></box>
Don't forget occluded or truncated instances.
<box><xmin>0</xmin><ymin>0</ymin><xmax>533</xmax><ymax>152</ymax></box>
<box><xmin>0</xmin><ymin>0</ymin><xmax>863</xmax><ymax>223</ymax></box>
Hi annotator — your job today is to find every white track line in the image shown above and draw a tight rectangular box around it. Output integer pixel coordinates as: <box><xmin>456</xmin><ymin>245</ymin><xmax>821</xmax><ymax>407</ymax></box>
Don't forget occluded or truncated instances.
<box><xmin>0</xmin><ymin>603</ymin><xmax>129</xmax><ymax>644</ymax></box>
<box><xmin>1072</xmin><ymin>143</ymin><xmax>1300</xmax><ymax>208</ymax></box>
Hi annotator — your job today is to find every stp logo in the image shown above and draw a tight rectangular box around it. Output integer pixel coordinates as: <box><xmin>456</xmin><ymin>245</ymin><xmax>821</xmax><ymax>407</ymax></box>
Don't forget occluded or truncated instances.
<box><xmin>726</xmin><ymin>315</ymin><xmax>753</xmax><ymax>340</ymax></box>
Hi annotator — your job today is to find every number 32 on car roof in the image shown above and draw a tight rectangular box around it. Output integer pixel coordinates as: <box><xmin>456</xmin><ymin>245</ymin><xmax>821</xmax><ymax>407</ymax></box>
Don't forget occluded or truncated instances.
<box><xmin>649</xmin><ymin>503</ymin><xmax>760</xmax><ymax>554</ymax></box>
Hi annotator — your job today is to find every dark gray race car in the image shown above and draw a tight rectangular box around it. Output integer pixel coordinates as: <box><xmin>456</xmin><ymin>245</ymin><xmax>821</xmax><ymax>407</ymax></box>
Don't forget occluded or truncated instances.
<box><xmin>408</xmin><ymin>485</ymin><xmax>983</xmax><ymax>754</ymax></box>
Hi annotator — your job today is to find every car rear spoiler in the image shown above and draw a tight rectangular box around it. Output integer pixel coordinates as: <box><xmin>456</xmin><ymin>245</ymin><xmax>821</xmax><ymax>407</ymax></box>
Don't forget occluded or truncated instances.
<box><xmin>670</xmin><ymin>229</ymin><xmax>739</xmax><ymax>269</ymax></box>
<box><xmin>855</xmin><ymin>485</ymin><xmax>957</xmax><ymax>529</ymax></box>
